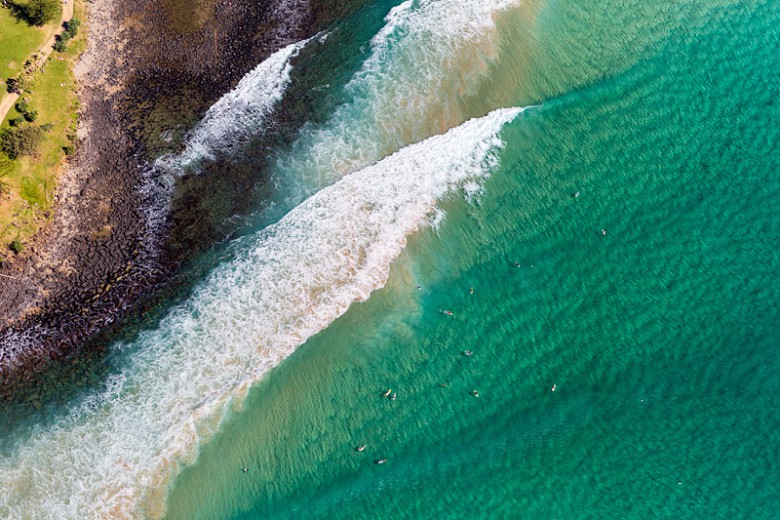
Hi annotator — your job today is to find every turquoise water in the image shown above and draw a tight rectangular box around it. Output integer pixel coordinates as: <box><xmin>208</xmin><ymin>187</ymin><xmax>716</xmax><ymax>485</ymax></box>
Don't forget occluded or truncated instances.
<box><xmin>1</xmin><ymin>0</ymin><xmax>779</xmax><ymax>518</ymax></box>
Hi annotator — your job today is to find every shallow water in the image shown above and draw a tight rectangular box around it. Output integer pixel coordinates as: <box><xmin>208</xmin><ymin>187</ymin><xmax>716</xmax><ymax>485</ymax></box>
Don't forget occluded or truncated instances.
<box><xmin>1</xmin><ymin>0</ymin><xmax>779</xmax><ymax>518</ymax></box>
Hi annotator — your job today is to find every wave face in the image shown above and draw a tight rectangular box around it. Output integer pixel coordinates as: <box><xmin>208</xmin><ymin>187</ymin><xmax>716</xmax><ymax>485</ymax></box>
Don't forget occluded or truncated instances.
<box><xmin>154</xmin><ymin>38</ymin><xmax>311</xmax><ymax>175</ymax></box>
<box><xmin>0</xmin><ymin>107</ymin><xmax>525</xmax><ymax>519</ymax></box>
<box><xmin>272</xmin><ymin>0</ymin><xmax>520</xmax><ymax>196</ymax></box>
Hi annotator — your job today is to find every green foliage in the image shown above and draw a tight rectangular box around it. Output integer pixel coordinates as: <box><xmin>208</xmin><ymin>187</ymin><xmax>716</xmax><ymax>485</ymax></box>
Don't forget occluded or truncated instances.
<box><xmin>39</xmin><ymin>122</ymin><xmax>54</xmax><ymax>132</ymax></box>
<box><xmin>24</xmin><ymin>0</ymin><xmax>61</xmax><ymax>26</ymax></box>
<box><xmin>62</xmin><ymin>144</ymin><xmax>75</xmax><ymax>156</ymax></box>
<box><xmin>15</xmin><ymin>100</ymin><xmax>29</xmax><ymax>113</ymax></box>
<box><xmin>9</xmin><ymin>240</ymin><xmax>24</xmax><ymax>254</ymax></box>
<box><xmin>24</xmin><ymin>110</ymin><xmax>38</xmax><ymax>122</ymax></box>
<box><xmin>0</xmin><ymin>177</ymin><xmax>10</xmax><ymax>197</ymax></box>
<box><xmin>6</xmin><ymin>77</ymin><xmax>19</xmax><ymax>93</ymax></box>
<box><xmin>9</xmin><ymin>117</ymin><xmax>25</xmax><ymax>127</ymax></box>
<box><xmin>54</xmin><ymin>39</ymin><xmax>67</xmax><ymax>53</ymax></box>
<box><xmin>20</xmin><ymin>176</ymin><xmax>48</xmax><ymax>206</ymax></box>
<box><xmin>63</xmin><ymin>18</ymin><xmax>80</xmax><ymax>39</ymax></box>
<box><xmin>0</xmin><ymin>126</ymin><xmax>46</xmax><ymax>159</ymax></box>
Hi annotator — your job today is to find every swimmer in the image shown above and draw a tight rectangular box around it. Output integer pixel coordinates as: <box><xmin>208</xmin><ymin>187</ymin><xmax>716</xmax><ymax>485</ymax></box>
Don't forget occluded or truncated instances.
<box><xmin>551</xmin><ymin>384</ymin><xmax>557</xmax><ymax>392</ymax></box>
<box><xmin>463</xmin><ymin>350</ymin><xmax>473</xmax><ymax>357</ymax></box>
<box><xmin>470</xmin><ymin>287</ymin><xmax>474</xmax><ymax>295</ymax></box>
<box><xmin>471</xmin><ymin>390</ymin><xmax>480</xmax><ymax>398</ymax></box>
<box><xmin>573</xmin><ymin>192</ymin><xmax>580</xmax><ymax>198</ymax></box>
<box><xmin>390</xmin><ymin>392</ymin><xmax>397</xmax><ymax>401</ymax></box>
<box><xmin>242</xmin><ymin>468</ymin><xmax>249</xmax><ymax>473</ymax></box>
<box><xmin>376</xmin><ymin>459</ymin><xmax>388</xmax><ymax>465</ymax></box>
<box><xmin>601</xmin><ymin>229</ymin><xmax>607</xmax><ymax>236</ymax></box>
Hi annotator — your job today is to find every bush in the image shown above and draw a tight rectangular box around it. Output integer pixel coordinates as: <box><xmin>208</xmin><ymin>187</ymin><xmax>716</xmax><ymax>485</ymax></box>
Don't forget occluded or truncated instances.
<box><xmin>6</xmin><ymin>77</ymin><xmax>19</xmax><ymax>94</ymax></box>
<box><xmin>24</xmin><ymin>110</ymin><xmax>38</xmax><ymax>122</ymax></box>
<box><xmin>8</xmin><ymin>117</ymin><xmax>25</xmax><ymax>127</ymax></box>
<box><xmin>15</xmin><ymin>100</ymin><xmax>29</xmax><ymax>113</ymax></box>
<box><xmin>0</xmin><ymin>126</ymin><xmax>46</xmax><ymax>159</ymax></box>
<box><xmin>54</xmin><ymin>39</ymin><xmax>67</xmax><ymax>53</ymax></box>
<box><xmin>40</xmin><ymin>122</ymin><xmax>54</xmax><ymax>132</ymax></box>
<box><xmin>62</xmin><ymin>144</ymin><xmax>75</xmax><ymax>156</ymax></box>
<box><xmin>25</xmin><ymin>0</ymin><xmax>60</xmax><ymax>26</ymax></box>
<box><xmin>9</xmin><ymin>241</ymin><xmax>25</xmax><ymax>254</ymax></box>
<box><xmin>63</xmin><ymin>18</ymin><xmax>80</xmax><ymax>38</ymax></box>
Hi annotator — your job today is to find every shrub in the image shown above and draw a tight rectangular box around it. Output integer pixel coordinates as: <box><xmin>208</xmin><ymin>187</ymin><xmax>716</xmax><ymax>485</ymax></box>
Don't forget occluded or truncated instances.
<box><xmin>54</xmin><ymin>39</ymin><xmax>67</xmax><ymax>53</ymax></box>
<box><xmin>62</xmin><ymin>144</ymin><xmax>75</xmax><ymax>156</ymax></box>
<box><xmin>40</xmin><ymin>122</ymin><xmax>54</xmax><ymax>132</ymax></box>
<box><xmin>15</xmin><ymin>100</ymin><xmax>29</xmax><ymax>113</ymax></box>
<box><xmin>63</xmin><ymin>18</ymin><xmax>80</xmax><ymax>38</ymax></box>
<box><xmin>9</xmin><ymin>241</ymin><xmax>25</xmax><ymax>254</ymax></box>
<box><xmin>0</xmin><ymin>178</ymin><xmax>10</xmax><ymax>197</ymax></box>
<box><xmin>6</xmin><ymin>77</ymin><xmax>19</xmax><ymax>94</ymax></box>
<box><xmin>0</xmin><ymin>126</ymin><xmax>46</xmax><ymax>159</ymax></box>
<box><xmin>25</xmin><ymin>0</ymin><xmax>60</xmax><ymax>26</ymax></box>
<box><xmin>24</xmin><ymin>110</ymin><xmax>38</xmax><ymax>122</ymax></box>
<box><xmin>9</xmin><ymin>117</ymin><xmax>25</xmax><ymax>127</ymax></box>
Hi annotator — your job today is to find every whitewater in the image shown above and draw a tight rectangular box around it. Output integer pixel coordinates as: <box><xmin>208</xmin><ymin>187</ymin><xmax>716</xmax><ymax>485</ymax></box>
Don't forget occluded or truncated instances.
<box><xmin>0</xmin><ymin>0</ymin><xmax>530</xmax><ymax>517</ymax></box>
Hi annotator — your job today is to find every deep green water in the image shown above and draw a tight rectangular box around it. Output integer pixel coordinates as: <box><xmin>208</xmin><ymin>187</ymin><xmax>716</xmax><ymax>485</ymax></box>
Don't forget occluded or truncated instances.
<box><xmin>163</xmin><ymin>1</ymin><xmax>780</xmax><ymax>518</ymax></box>
<box><xmin>1</xmin><ymin>0</ymin><xmax>779</xmax><ymax>518</ymax></box>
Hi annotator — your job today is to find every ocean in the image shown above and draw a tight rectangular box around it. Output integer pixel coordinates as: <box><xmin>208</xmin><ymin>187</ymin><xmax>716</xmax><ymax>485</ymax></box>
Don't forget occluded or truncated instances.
<box><xmin>1</xmin><ymin>0</ymin><xmax>778</xmax><ymax>518</ymax></box>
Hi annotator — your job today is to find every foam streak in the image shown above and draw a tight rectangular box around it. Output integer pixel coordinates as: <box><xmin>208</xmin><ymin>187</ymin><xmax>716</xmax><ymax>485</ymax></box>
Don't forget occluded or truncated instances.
<box><xmin>0</xmin><ymin>107</ymin><xmax>528</xmax><ymax>519</ymax></box>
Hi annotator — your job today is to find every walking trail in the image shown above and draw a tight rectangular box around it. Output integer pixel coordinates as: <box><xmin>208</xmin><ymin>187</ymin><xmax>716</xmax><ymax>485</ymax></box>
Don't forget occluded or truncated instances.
<box><xmin>0</xmin><ymin>0</ymin><xmax>74</xmax><ymax>124</ymax></box>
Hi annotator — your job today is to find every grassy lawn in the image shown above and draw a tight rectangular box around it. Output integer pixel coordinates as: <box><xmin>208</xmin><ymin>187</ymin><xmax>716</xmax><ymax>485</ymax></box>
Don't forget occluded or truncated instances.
<box><xmin>0</xmin><ymin>0</ymin><xmax>84</xmax><ymax>253</ymax></box>
<box><xmin>0</xmin><ymin>2</ymin><xmax>60</xmax><ymax>106</ymax></box>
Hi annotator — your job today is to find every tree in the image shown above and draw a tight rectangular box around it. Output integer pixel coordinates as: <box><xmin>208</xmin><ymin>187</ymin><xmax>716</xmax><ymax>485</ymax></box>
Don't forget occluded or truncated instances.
<box><xmin>25</xmin><ymin>0</ymin><xmax>60</xmax><ymax>26</ymax></box>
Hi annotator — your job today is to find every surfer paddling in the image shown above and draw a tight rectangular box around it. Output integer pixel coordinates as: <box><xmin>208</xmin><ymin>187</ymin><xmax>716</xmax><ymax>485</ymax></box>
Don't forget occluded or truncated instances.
<box><xmin>440</xmin><ymin>310</ymin><xmax>453</xmax><ymax>316</ymax></box>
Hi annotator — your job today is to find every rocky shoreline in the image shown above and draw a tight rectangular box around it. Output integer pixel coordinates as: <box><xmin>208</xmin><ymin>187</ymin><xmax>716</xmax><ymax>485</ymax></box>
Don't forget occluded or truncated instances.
<box><xmin>0</xmin><ymin>0</ymin><xmax>368</xmax><ymax>402</ymax></box>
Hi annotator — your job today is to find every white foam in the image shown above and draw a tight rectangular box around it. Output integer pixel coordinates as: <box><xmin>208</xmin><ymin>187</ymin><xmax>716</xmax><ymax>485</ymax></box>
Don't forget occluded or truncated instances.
<box><xmin>0</xmin><ymin>107</ymin><xmax>527</xmax><ymax>519</ymax></box>
<box><xmin>272</xmin><ymin>0</ymin><xmax>520</xmax><ymax>197</ymax></box>
<box><xmin>154</xmin><ymin>38</ymin><xmax>311</xmax><ymax>175</ymax></box>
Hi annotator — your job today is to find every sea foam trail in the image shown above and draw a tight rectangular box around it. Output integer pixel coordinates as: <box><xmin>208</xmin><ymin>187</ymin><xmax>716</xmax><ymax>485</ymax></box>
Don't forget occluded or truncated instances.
<box><xmin>0</xmin><ymin>107</ymin><xmax>528</xmax><ymax>519</ymax></box>
<box><xmin>274</xmin><ymin>0</ymin><xmax>520</xmax><ymax>193</ymax></box>
<box><xmin>154</xmin><ymin>37</ymin><xmax>311</xmax><ymax>175</ymax></box>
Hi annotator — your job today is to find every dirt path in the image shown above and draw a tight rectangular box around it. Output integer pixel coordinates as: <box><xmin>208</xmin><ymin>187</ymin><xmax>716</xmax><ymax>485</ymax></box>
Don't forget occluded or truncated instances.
<box><xmin>0</xmin><ymin>0</ymin><xmax>74</xmax><ymax>124</ymax></box>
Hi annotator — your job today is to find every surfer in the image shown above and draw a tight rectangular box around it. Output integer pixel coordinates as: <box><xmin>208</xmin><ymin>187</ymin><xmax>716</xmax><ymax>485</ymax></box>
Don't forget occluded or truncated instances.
<box><xmin>376</xmin><ymin>459</ymin><xmax>388</xmax><ymax>465</ymax></box>
<box><xmin>463</xmin><ymin>350</ymin><xmax>473</xmax><ymax>357</ymax></box>
<box><xmin>390</xmin><ymin>392</ymin><xmax>397</xmax><ymax>401</ymax></box>
<box><xmin>356</xmin><ymin>445</ymin><xmax>367</xmax><ymax>452</ymax></box>
<box><xmin>382</xmin><ymin>389</ymin><xmax>392</xmax><ymax>398</ymax></box>
<box><xmin>441</xmin><ymin>310</ymin><xmax>453</xmax><ymax>316</ymax></box>
<box><xmin>471</xmin><ymin>389</ymin><xmax>479</xmax><ymax>398</ymax></box>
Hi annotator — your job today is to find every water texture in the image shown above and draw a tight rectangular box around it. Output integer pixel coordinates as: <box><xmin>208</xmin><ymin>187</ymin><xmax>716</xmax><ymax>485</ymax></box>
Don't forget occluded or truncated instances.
<box><xmin>1</xmin><ymin>0</ymin><xmax>778</xmax><ymax>518</ymax></box>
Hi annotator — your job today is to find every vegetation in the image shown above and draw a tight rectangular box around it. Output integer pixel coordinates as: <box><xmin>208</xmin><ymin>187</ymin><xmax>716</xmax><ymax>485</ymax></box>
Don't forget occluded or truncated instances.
<box><xmin>0</xmin><ymin>174</ymin><xmax>10</xmax><ymax>197</ymax></box>
<box><xmin>22</xmin><ymin>0</ymin><xmax>61</xmax><ymax>27</ymax></box>
<box><xmin>0</xmin><ymin>5</ymin><xmax>52</xmax><ymax>98</ymax></box>
<box><xmin>0</xmin><ymin>125</ymin><xmax>46</xmax><ymax>159</ymax></box>
<box><xmin>54</xmin><ymin>18</ymin><xmax>80</xmax><ymax>53</ymax></box>
<box><xmin>9</xmin><ymin>239</ymin><xmax>24</xmax><ymax>254</ymax></box>
<box><xmin>0</xmin><ymin>0</ymin><xmax>86</xmax><ymax>248</ymax></box>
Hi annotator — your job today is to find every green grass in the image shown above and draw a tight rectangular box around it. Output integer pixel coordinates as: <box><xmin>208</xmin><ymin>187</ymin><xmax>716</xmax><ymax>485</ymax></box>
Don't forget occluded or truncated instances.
<box><xmin>0</xmin><ymin>0</ymin><xmax>85</xmax><ymax>250</ymax></box>
<box><xmin>0</xmin><ymin>3</ymin><xmax>59</xmax><ymax>106</ymax></box>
